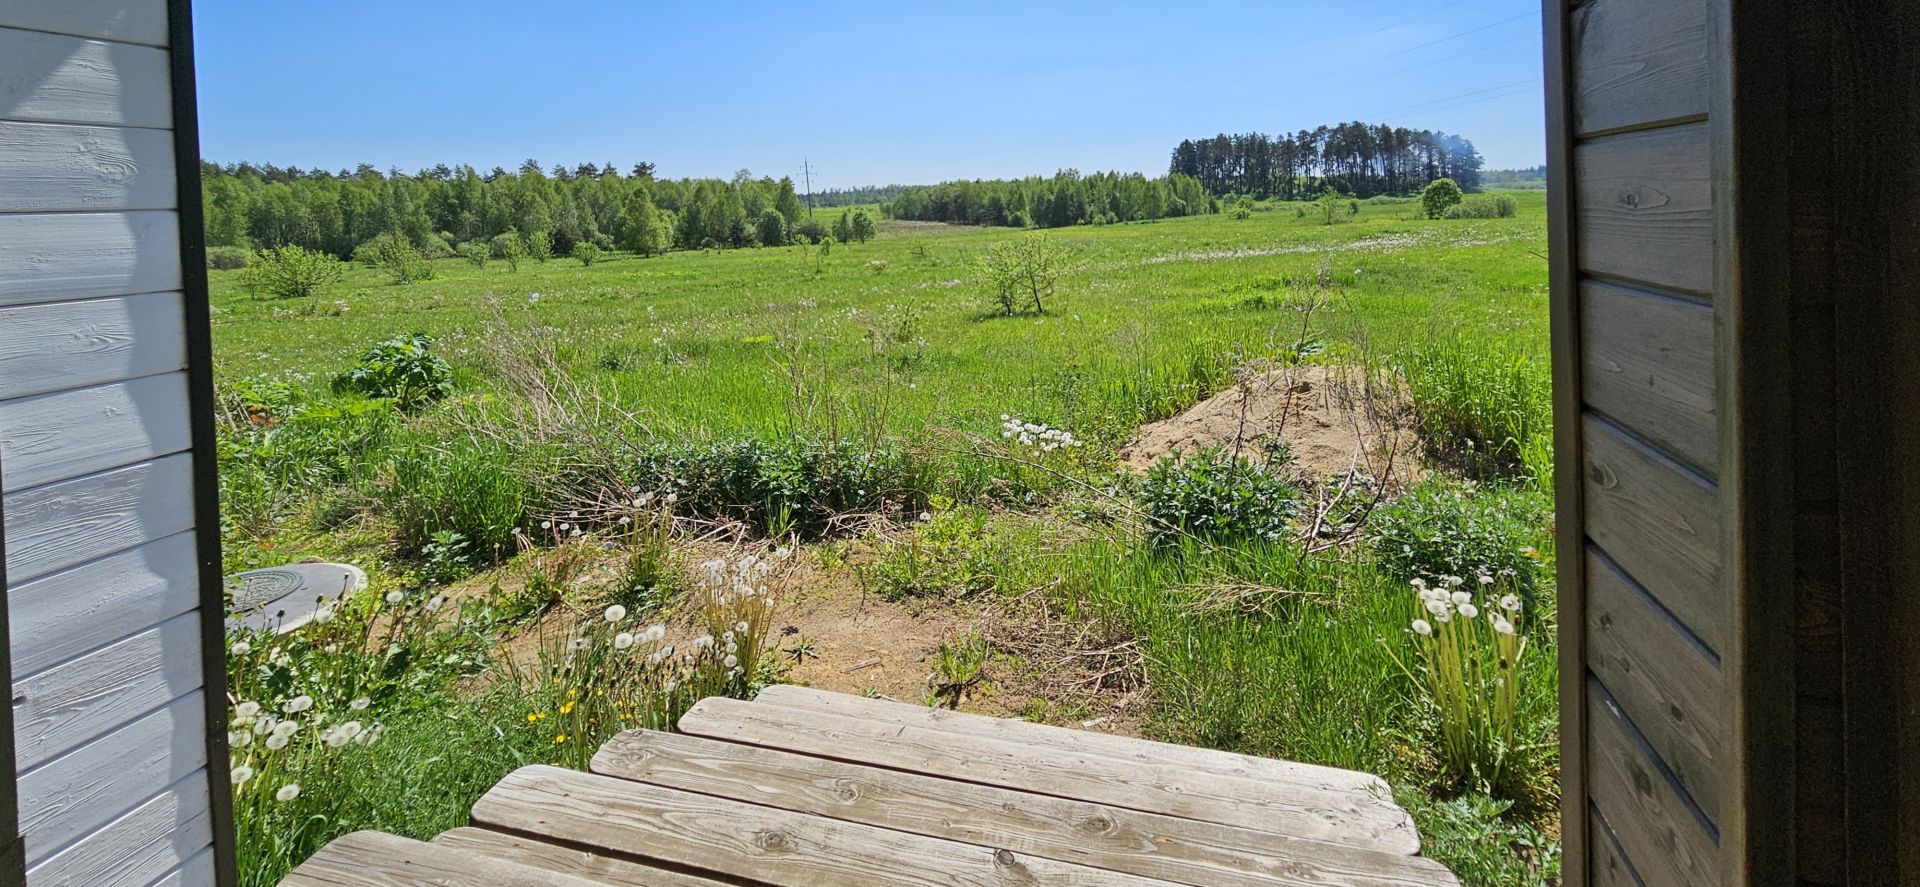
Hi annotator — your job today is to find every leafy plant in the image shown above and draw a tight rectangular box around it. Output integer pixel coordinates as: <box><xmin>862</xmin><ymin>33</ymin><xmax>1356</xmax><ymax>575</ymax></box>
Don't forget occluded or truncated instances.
<box><xmin>1421</xmin><ymin>177</ymin><xmax>1465</xmax><ymax>219</ymax></box>
<box><xmin>208</xmin><ymin>245</ymin><xmax>252</xmax><ymax>270</ymax></box>
<box><xmin>1139</xmin><ymin>447</ymin><xmax>1297</xmax><ymax>544</ymax></box>
<box><xmin>458</xmin><ymin>241</ymin><xmax>489</xmax><ymax>267</ymax></box>
<box><xmin>373</xmin><ymin>236</ymin><xmax>435</xmax><ymax>284</ymax></box>
<box><xmin>977</xmin><ymin>233</ymin><xmax>1067</xmax><ymax>315</ymax></box>
<box><xmin>1368</xmin><ymin>479</ymin><xmax>1548</xmax><ymax>604</ymax></box>
<box><xmin>331</xmin><ymin>332</ymin><xmax>455</xmax><ymax>412</ymax></box>
<box><xmin>931</xmin><ymin>634</ymin><xmax>988</xmax><ymax>707</ymax></box>
<box><xmin>418</xmin><ymin>530</ymin><xmax>473</xmax><ymax>584</ymax></box>
<box><xmin>1386</xmin><ymin>573</ymin><xmax>1531</xmax><ymax>799</ymax></box>
<box><xmin>629</xmin><ymin>437</ymin><xmax>932</xmax><ymax>539</ymax></box>
<box><xmin>861</xmin><ymin>506</ymin><xmax>1005</xmax><ymax>599</ymax></box>
<box><xmin>492</xmin><ymin>228</ymin><xmax>528</xmax><ymax>271</ymax></box>
<box><xmin>242</xmin><ymin>245</ymin><xmax>345</xmax><ymax>300</ymax></box>
<box><xmin>573</xmin><ymin>241</ymin><xmax>602</xmax><ymax>266</ymax></box>
<box><xmin>1313</xmin><ymin>187</ymin><xmax>1357</xmax><ymax>225</ymax></box>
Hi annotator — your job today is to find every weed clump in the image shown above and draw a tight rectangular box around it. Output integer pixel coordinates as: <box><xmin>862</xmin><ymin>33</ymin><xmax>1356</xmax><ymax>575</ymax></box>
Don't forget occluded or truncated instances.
<box><xmin>1368</xmin><ymin>478</ymin><xmax>1548</xmax><ymax>604</ymax></box>
<box><xmin>1139</xmin><ymin>447</ymin><xmax>1298</xmax><ymax>545</ymax></box>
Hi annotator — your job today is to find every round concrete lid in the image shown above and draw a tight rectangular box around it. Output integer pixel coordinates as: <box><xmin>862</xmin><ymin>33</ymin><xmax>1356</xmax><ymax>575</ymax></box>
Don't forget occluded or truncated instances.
<box><xmin>225</xmin><ymin>562</ymin><xmax>367</xmax><ymax>634</ymax></box>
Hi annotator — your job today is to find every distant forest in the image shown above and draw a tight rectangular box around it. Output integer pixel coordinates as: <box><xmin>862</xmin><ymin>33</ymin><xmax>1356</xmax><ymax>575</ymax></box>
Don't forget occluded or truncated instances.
<box><xmin>810</xmin><ymin>184</ymin><xmax>910</xmax><ymax>207</ymax></box>
<box><xmin>882</xmin><ymin>171</ymin><xmax>1216</xmax><ymax>228</ymax></box>
<box><xmin>1170</xmin><ymin>123</ymin><xmax>1485</xmax><ymax>199</ymax></box>
<box><xmin>200</xmin><ymin>159</ymin><xmax>836</xmax><ymax>259</ymax></box>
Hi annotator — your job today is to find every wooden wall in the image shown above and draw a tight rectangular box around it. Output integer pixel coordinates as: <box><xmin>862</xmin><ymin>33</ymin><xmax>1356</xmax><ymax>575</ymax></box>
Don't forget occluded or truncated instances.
<box><xmin>0</xmin><ymin>2</ymin><xmax>229</xmax><ymax>885</ymax></box>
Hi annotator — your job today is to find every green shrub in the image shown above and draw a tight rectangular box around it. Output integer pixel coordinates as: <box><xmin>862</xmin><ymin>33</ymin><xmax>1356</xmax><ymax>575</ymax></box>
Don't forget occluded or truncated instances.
<box><xmin>372</xmin><ymin>236</ymin><xmax>434</xmax><ymax>284</ymax></box>
<box><xmin>1313</xmin><ymin>187</ymin><xmax>1356</xmax><ymax>225</ymax></box>
<box><xmin>629</xmin><ymin>437</ymin><xmax>932</xmax><ymax>539</ymax></box>
<box><xmin>420</xmin><ymin>232</ymin><xmax>456</xmax><ymax>259</ymax></box>
<box><xmin>331</xmin><ymin>332</ymin><xmax>454</xmax><ymax>412</ymax></box>
<box><xmin>976</xmin><ymin>234</ymin><xmax>1067</xmax><ymax>315</ymax></box>
<box><xmin>241</xmin><ymin>245</ymin><xmax>345</xmax><ymax>300</ymax></box>
<box><xmin>793</xmin><ymin>217</ymin><xmax>828</xmax><ymax>244</ymax></box>
<box><xmin>572</xmin><ymin>241</ymin><xmax>602</xmax><ymax>266</ymax></box>
<box><xmin>208</xmin><ymin>245</ymin><xmax>252</xmax><ymax>270</ymax></box>
<box><xmin>1444</xmin><ymin>195</ymin><xmax>1518</xmax><ymax>219</ymax></box>
<box><xmin>1139</xmin><ymin>447</ymin><xmax>1297</xmax><ymax>544</ymax></box>
<box><xmin>1421</xmin><ymin>178</ymin><xmax>1465</xmax><ymax>218</ymax></box>
<box><xmin>1368</xmin><ymin>478</ymin><xmax>1548</xmax><ymax>602</ymax></box>
<box><xmin>1230</xmin><ymin>197</ymin><xmax>1254</xmax><ymax>220</ymax></box>
<box><xmin>755</xmin><ymin>208</ymin><xmax>789</xmax><ymax>246</ymax></box>
<box><xmin>457</xmin><ymin>241</ymin><xmax>489</xmax><ymax>267</ymax></box>
<box><xmin>524</xmin><ymin>229</ymin><xmax>552</xmax><ymax>263</ymax></box>
<box><xmin>491</xmin><ymin>228</ymin><xmax>528</xmax><ymax>271</ymax></box>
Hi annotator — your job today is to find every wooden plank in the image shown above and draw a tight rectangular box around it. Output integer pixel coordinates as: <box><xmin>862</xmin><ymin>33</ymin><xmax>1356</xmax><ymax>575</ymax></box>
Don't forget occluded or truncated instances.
<box><xmin>1581</xmin><ymin>414</ymin><xmax>1724</xmax><ymax>653</ymax></box>
<box><xmin>472</xmin><ymin>765</ymin><xmax>1174</xmax><ymax>887</ymax></box>
<box><xmin>594</xmin><ymin>729</ymin><xmax>1458</xmax><ymax>887</ymax></box>
<box><xmin>1585</xmin><ymin>683</ymin><xmax>1719</xmax><ymax>886</ymax></box>
<box><xmin>0</xmin><ymin>292</ymin><xmax>187</xmax><ymax>401</ymax></box>
<box><xmin>0</xmin><ymin>372</ymin><xmax>192</xmax><ymax>491</ymax></box>
<box><xmin>1588</xmin><ymin>805</ymin><xmax>1644</xmax><ymax>887</ymax></box>
<box><xmin>1580</xmin><ymin>281</ymin><xmax>1716</xmax><ymax>475</ymax></box>
<box><xmin>0</xmin><ymin>211</ymin><xmax>181</xmax><ymax>307</ymax></box>
<box><xmin>6</xmin><ymin>530</ymin><xmax>199</xmax><ymax>677</ymax></box>
<box><xmin>17</xmin><ymin>692</ymin><xmax>205</xmax><ymax>863</ymax></box>
<box><xmin>0</xmin><ymin>121</ymin><xmax>175</xmax><ymax>212</ymax></box>
<box><xmin>1585</xmin><ymin>550</ymin><xmax>1725</xmax><ymax>824</ymax></box>
<box><xmin>282</xmin><ymin>831</ymin><xmax>603</xmax><ymax>887</ymax></box>
<box><xmin>1569</xmin><ymin>0</ymin><xmax>1710</xmax><ymax>135</ymax></box>
<box><xmin>431</xmin><ymin>828</ymin><xmax>735</xmax><ymax>887</ymax></box>
<box><xmin>1</xmin><ymin>452</ymin><xmax>197</xmax><ymax>584</ymax></box>
<box><xmin>143</xmin><ymin>847</ymin><xmax>216</xmax><ymax>887</ymax></box>
<box><xmin>1574</xmin><ymin>124</ymin><xmax>1714</xmax><ymax>296</ymax></box>
<box><xmin>755</xmin><ymin>684</ymin><xmax>1389</xmax><ymax>796</ymax></box>
<box><xmin>0</xmin><ymin>28</ymin><xmax>171</xmax><ymax>127</ymax></box>
<box><xmin>24</xmin><ymin>778</ymin><xmax>210</xmax><ymax>887</ymax></box>
<box><xmin>12</xmin><ymin>611</ymin><xmax>201</xmax><ymax>770</ymax></box>
<box><xmin>676</xmin><ymin>697</ymin><xmax>1420</xmax><ymax>854</ymax></box>
<box><xmin>0</xmin><ymin>3</ymin><xmax>170</xmax><ymax>47</ymax></box>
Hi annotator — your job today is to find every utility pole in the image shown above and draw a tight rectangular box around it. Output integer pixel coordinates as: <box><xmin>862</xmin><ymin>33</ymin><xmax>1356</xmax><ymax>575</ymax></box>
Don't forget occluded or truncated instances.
<box><xmin>801</xmin><ymin>158</ymin><xmax>814</xmax><ymax>218</ymax></box>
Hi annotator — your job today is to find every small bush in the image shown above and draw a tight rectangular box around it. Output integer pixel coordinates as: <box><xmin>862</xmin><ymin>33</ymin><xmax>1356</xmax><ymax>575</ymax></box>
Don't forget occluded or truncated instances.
<box><xmin>457</xmin><ymin>241</ymin><xmax>489</xmax><ymax>267</ymax></box>
<box><xmin>793</xmin><ymin>217</ymin><xmax>828</xmax><ymax>244</ymax></box>
<box><xmin>330</xmin><ymin>332</ymin><xmax>455</xmax><ymax>412</ymax></box>
<box><xmin>1421</xmin><ymin>178</ymin><xmax>1465</xmax><ymax>219</ymax></box>
<box><xmin>241</xmin><ymin>245</ymin><xmax>345</xmax><ymax>300</ymax></box>
<box><xmin>755</xmin><ymin>208</ymin><xmax>790</xmax><ymax>247</ymax></box>
<box><xmin>1368</xmin><ymin>479</ymin><xmax>1548</xmax><ymax>603</ymax></box>
<box><xmin>1139</xmin><ymin>447</ymin><xmax>1298</xmax><ymax>544</ymax></box>
<box><xmin>573</xmin><ymin>241</ymin><xmax>602</xmax><ymax>266</ymax></box>
<box><xmin>628</xmin><ymin>437</ymin><xmax>932</xmax><ymax>539</ymax></box>
<box><xmin>491</xmin><ymin>228</ymin><xmax>529</xmax><ymax>271</ymax></box>
<box><xmin>524</xmin><ymin>229</ymin><xmax>552</xmax><ymax>263</ymax></box>
<box><xmin>419</xmin><ymin>233</ymin><xmax>456</xmax><ymax>259</ymax></box>
<box><xmin>1443</xmin><ymin>195</ymin><xmax>1517</xmax><ymax>219</ymax></box>
<box><xmin>1313</xmin><ymin>187</ymin><xmax>1357</xmax><ymax>225</ymax></box>
<box><xmin>373</xmin><ymin>236</ymin><xmax>434</xmax><ymax>285</ymax></box>
<box><xmin>976</xmin><ymin>234</ymin><xmax>1067</xmax><ymax>316</ymax></box>
<box><xmin>208</xmin><ymin>245</ymin><xmax>251</xmax><ymax>270</ymax></box>
<box><xmin>1230</xmin><ymin>197</ymin><xmax>1254</xmax><ymax>220</ymax></box>
<box><xmin>861</xmin><ymin>504</ymin><xmax>1008</xmax><ymax>599</ymax></box>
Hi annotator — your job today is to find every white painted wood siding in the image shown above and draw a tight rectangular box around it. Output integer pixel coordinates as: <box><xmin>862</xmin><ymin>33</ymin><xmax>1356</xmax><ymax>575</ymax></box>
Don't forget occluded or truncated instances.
<box><xmin>1</xmin><ymin>3</ymin><xmax>218</xmax><ymax>885</ymax></box>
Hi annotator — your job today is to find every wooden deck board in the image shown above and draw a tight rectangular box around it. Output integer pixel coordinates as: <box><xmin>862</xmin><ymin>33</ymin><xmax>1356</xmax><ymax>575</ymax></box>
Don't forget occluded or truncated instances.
<box><xmin>278</xmin><ymin>689</ymin><xmax>1455</xmax><ymax>886</ymax></box>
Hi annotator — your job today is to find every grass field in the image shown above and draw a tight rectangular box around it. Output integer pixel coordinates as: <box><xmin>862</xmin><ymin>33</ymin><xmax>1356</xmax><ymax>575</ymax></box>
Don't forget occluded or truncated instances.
<box><xmin>217</xmin><ymin>192</ymin><xmax>1561</xmax><ymax>886</ymax></box>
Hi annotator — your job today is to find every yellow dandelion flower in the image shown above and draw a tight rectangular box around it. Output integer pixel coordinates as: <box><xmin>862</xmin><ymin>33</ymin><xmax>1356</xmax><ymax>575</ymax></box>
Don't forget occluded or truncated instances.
<box><xmin>554</xmin><ymin>734</ymin><xmax>568</xmax><ymax>744</ymax></box>
<box><xmin>567</xmin><ymin>688</ymin><xmax>579</xmax><ymax>698</ymax></box>
<box><xmin>560</xmin><ymin>700</ymin><xmax>576</xmax><ymax>715</ymax></box>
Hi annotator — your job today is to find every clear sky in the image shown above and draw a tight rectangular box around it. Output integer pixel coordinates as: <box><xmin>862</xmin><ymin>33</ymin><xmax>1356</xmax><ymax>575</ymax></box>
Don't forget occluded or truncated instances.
<box><xmin>192</xmin><ymin>1</ymin><xmax>1546</xmax><ymax>188</ymax></box>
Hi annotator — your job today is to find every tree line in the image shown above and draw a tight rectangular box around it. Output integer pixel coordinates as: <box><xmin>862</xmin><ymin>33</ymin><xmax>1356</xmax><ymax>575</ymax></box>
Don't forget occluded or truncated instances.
<box><xmin>201</xmin><ymin>159</ymin><xmax>837</xmax><ymax>261</ymax></box>
<box><xmin>882</xmin><ymin>170</ymin><xmax>1216</xmax><ymax>228</ymax></box>
<box><xmin>1169</xmin><ymin>123</ymin><xmax>1485</xmax><ymax>200</ymax></box>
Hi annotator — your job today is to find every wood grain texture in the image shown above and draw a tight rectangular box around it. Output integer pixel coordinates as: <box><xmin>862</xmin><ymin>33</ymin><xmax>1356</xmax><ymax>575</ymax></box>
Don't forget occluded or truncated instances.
<box><xmin>472</xmin><ymin>765</ymin><xmax>1174</xmax><ymax>886</ymax></box>
<box><xmin>17</xmin><ymin>692</ymin><xmax>205</xmax><ymax>863</ymax></box>
<box><xmin>1587</xmin><ymin>805</ymin><xmax>1643</xmax><ymax>887</ymax></box>
<box><xmin>143</xmin><ymin>848</ymin><xmax>215</xmax><ymax>887</ymax></box>
<box><xmin>755</xmin><ymin>685</ymin><xmax>1388</xmax><ymax>796</ymax></box>
<box><xmin>593</xmin><ymin>729</ymin><xmax>1456</xmax><ymax>887</ymax></box>
<box><xmin>0</xmin><ymin>292</ymin><xmax>186</xmax><ymax>401</ymax></box>
<box><xmin>1580</xmin><ymin>282</ymin><xmax>1716</xmax><ymax>475</ymax></box>
<box><xmin>23</xmin><ymin>778</ymin><xmax>210</xmax><ymax>887</ymax></box>
<box><xmin>1581</xmin><ymin>414</ymin><xmax>1724</xmax><ymax>653</ymax></box>
<box><xmin>1</xmin><ymin>452</ymin><xmax>196</xmax><ymax>584</ymax></box>
<box><xmin>1574</xmin><ymin>124</ymin><xmax>1714</xmax><ymax>296</ymax></box>
<box><xmin>12</xmin><ymin>612</ymin><xmax>201</xmax><ymax>770</ymax></box>
<box><xmin>0</xmin><ymin>211</ymin><xmax>181</xmax><ymax>307</ymax></box>
<box><xmin>0</xmin><ymin>3</ymin><xmax>169</xmax><ymax>47</ymax></box>
<box><xmin>286</xmin><ymin>831</ymin><xmax>612</xmax><ymax>887</ymax></box>
<box><xmin>430</xmin><ymin>828</ymin><xmax>735</xmax><ymax>887</ymax></box>
<box><xmin>1585</xmin><ymin>550</ymin><xmax>1725</xmax><ymax>825</ymax></box>
<box><xmin>6</xmin><ymin>530</ymin><xmax>199</xmax><ymax>677</ymax></box>
<box><xmin>1569</xmin><ymin>0</ymin><xmax>1709</xmax><ymax>134</ymax></box>
<box><xmin>0</xmin><ymin>372</ymin><xmax>192</xmax><ymax>491</ymax></box>
<box><xmin>0</xmin><ymin>121</ymin><xmax>174</xmax><ymax>212</ymax></box>
<box><xmin>1585</xmin><ymin>683</ymin><xmax>1718</xmax><ymax>886</ymax></box>
<box><xmin>0</xmin><ymin>28</ymin><xmax>171</xmax><ymax>127</ymax></box>
<box><xmin>678</xmin><ymin>697</ymin><xmax>1420</xmax><ymax>853</ymax></box>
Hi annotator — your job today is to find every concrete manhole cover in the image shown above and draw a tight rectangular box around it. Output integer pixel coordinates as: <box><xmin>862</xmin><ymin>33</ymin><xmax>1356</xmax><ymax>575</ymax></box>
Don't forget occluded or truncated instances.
<box><xmin>226</xmin><ymin>562</ymin><xmax>366</xmax><ymax>634</ymax></box>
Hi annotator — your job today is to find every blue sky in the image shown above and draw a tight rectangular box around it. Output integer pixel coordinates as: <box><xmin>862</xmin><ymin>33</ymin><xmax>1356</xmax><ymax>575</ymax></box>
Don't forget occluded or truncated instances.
<box><xmin>193</xmin><ymin>1</ymin><xmax>1545</xmax><ymax>188</ymax></box>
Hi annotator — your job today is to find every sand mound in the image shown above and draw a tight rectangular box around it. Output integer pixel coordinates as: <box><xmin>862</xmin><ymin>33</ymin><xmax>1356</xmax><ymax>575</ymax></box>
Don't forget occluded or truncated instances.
<box><xmin>1120</xmin><ymin>365</ymin><xmax>1423</xmax><ymax>485</ymax></box>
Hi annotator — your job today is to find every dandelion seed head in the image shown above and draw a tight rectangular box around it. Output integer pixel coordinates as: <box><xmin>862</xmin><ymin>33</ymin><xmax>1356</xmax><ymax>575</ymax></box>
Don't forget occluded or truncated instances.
<box><xmin>276</xmin><ymin>784</ymin><xmax>301</xmax><ymax>802</ymax></box>
<box><xmin>1457</xmin><ymin>603</ymin><xmax>1480</xmax><ymax>619</ymax></box>
<box><xmin>613</xmin><ymin>632</ymin><xmax>636</xmax><ymax>650</ymax></box>
<box><xmin>231</xmin><ymin>765</ymin><xmax>254</xmax><ymax>785</ymax></box>
<box><xmin>604</xmin><ymin>604</ymin><xmax>628</xmax><ymax>623</ymax></box>
<box><xmin>385</xmin><ymin>591</ymin><xmax>405</xmax><ymax>605</ymax></box>
<box><xmin>1411</xmin><ymin>619</ymin><xmax>1433</xmax><ymax>636</ymax></box>
<box><xmin>231</xmin><ymin>641</ymin><xmax>252</xmax><ymax>656</ymax></box>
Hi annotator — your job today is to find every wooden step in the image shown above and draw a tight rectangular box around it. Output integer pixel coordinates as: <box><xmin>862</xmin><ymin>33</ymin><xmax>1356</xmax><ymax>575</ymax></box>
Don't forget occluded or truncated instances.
<box><xmin>754</xmin><ymin>685</ymin><xmax>1388</xmax><ymax>796</ymax></box>
<box><xmin>281</xmin><ymin>830</ymin><xmax>603</xmax><ymax>886</ymax></box>
<box><xmin>594</xmin><ymin>729</ymin><xmax>1459</xmax><ymax>887</ymax></box>
<box><xmin>471</xmin><ymin>765</ymin><xmax>1177</xmax><ymax>886</ymax></box>
<box><xmin>432</xmin><ymin>828</ymin><xmax>735</xmax><ymax>887</ymax></box>
<box><xmin>677</xmin><ymin>697</ymin><xmax>1420</xmax><ymax>854</ymax></box>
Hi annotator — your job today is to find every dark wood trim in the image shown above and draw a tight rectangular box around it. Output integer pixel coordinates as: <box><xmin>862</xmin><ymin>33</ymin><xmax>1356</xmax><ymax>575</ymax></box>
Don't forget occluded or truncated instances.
<box><xmin>0</xmin><ymin>448</ymin><xmax>25</xmax><ymax>887</ymax></box>
<box><xmin>1713</xmin><ymin>0</ymin><xmax>1798</xmax><ymax>882</ymax></box>
<box><xmin>1541</xmin><ymin>0</ymin><xmax>1588</xmax><ymax>883</ymax></box>
<box><xmin>166</xmin><ymin>1</ymin><xmax>237</xmax><ymax>884</ymax></box>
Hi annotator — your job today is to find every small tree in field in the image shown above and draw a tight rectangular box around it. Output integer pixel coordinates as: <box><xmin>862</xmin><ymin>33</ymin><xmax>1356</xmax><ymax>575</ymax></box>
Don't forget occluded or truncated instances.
<box><xmin>524</xmin><ymin>229</ymin><xmax>553</xmax><ymax>263</ymax></box>
<box><xmin>848</xmin><ymin>208</ymin><xmax>876</xmax><ymax>243</ymax></box>
<box><xmin>831</xmin><ymin>211</ymin><xmax>854</xmax><ymax>244</ymax></box>
<box><xmin>977</xmin><ymin>234</ymin><xmax>1067</xmax><ymax>316</ymax></box>
<box><xmin>375</xmin><ymin>236</ymin><xmax>435</xmax><ymax>284</ymax></box>
<box><xmin>242</xmin><ymin>245</ymin><xmax>344</xmax><ymax>299</ymax></box>
<box><xmin>493</xmin><ymin>228</ymin><xmax>529</xmax><ymax>272</ymax></box>
<box><xmin>1421</xmin><ymin>177</ymin><xmax>1464</xmax><ymax>219</ymax></box>
<box><xmin>755</xmin><ymin>208</ymin><xmax>790</xmax><ymax>247</ymax></box>
<box><xmin>1314</xmin><ymin>187</ymin><xmax>1357</xmax><ymax>225</ymax></box>
<box><xmin>458</xmin><ymin>241</ymin><xmax>489</xmax><ymax>267</ymax></box>
<box><xmin>573</xmin><ymin>242</ymin><xmax>602</xmax><ymax>266</ymax></box>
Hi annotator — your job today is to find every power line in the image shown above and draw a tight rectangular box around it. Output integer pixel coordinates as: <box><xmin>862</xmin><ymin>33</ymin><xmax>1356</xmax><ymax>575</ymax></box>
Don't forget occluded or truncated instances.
<box><xmin>1378</xmin><ymin>84</ymin><xmax>1543</xmax><ymax>121</ymax></box>
<box><xmin>1363</xmin><ymin>76</ymin><xmax>1541</xmax><ymax>118</ymax></box>
<box><xmin>1375</xmin><ymin>10</ymin><xmax>1538</xmax><ymax>59</ymax></box>
<box><xmin>1367</xmin><ymin>32</ymin><xmax>1536</xmax><ymax>81</ymax></box>
<box><xmin>1368</xmin><ymin>0</ymin><xmax>1471</xmax><ymax>33</ymax></box>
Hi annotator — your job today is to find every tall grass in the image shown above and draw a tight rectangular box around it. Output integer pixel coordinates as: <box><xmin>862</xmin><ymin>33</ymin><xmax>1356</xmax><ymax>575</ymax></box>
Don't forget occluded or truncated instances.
<box><xmin>1398</xmin><ymin>336</ymin><xmax>1552</xmax><ymax>479</ymax></box>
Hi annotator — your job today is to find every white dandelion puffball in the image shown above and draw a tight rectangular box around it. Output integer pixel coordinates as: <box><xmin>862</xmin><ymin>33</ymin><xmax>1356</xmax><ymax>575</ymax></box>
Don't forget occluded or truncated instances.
<box><xmin>604</xmin><ymin>604</ymin><xmax>628</xmax><ymax>623</ymax></box>
<box><xmin>231</xmin><ymin>766</ymin><xmax>254</xmax><ymax>785</ymax></box>
<box><xmin>276</xmin><ymin>784</ymin><xmax>301</xmax><ymax>802</ymax></box>
<box><xmin>1457</xmin><ymin>603</ymin><xmax>1480</xmax><ymax>619</ymax></box>
<box><xmin>1411</xmin><ymin>577</ymin><xmax>1428</xmax><ymax>589</ymax></box>
<box><xmin>1425</xmin><ymin>599</ymin><xmax>1449</xmax><ymax>616</ymax></box>
<box><xmin>253</xmin><ymin>716</ymin><xmax>277</xmax><ymax>736</ymax></box>
<box><xmin>1450</xmin><ymin>590</ymin><xmax>1472</xmax><ymax>606</ymax></box>
<box><xmin>920</xmin><ymin>511</ymin><xmax>933</xmax><ymax>522</ymax></box>
<box><xmin>324</xmin><ymin>729</ymin><xmax>350</xmax><ymax>749</ymax></box>
<box><xmin>723</xmin><ymin>654</ymin><xmax>739</xmax><ymax>668</ymax></box>
<box><xmin>541</xmin><ymin>520</ymin><xmax>552</xmax><ymax>529</ymax></box>
<box><xmin>665</xmin><ymin>492</ymin><xmax>678</xmax><ymax>504</ymax></box>
<box><xmin>349</xmin><ymin>697</ymin><xmax>371</xmax><ymax>711</ymax></box>
<box><xmin>235</xmin><ymin>701</ymin><xmax>261</xmax><ymax>719</ymax></box>
<box><xmin>568</xmin><ymin>637</ymin><xmax>590</xmax><ymax>651</ymax></box>
<box><xmin>1411</xmin><ymin>619</ymin><xmax>1433</xmax><ymax>636</ymax></box>
<box><xmin>425</xmin><ymin>596</ymin><xmax>445</xmax><ymax>612</ymax></box>
<box><xmin>228</xmin><ymin>730</ymin><xmax>253</xmax><ymax>748</ymax></box>
<box><xmin>273</xmin><ymin>719</ymin><xmax>300</xmax><ymax>737</ymax></box>
<box><xmin>1444</xmin><ymin>575</ymin><xmax>1464</xmax><ymax>587</ymax></box>
<box><xmin>231</xmin><ymin>641</ymin><xmax>252</xmax><ymax>656</ymax></box>
<box><xmin>1494</xmin><ymin>618</ymin><xmax>1516</xmax><ymax>636</ymax></box>
<box><xmin>733</xmin><ymin>620</ymin><xmax>749</xmax><ymax>634</ymax></box>
<box><xmin>314</xmin><ymin>606</ymin><xmax>336</xmax><ymax>625</ymax></box>
<box><xmin>1478</xmin><ymin>574</ymin><xmax>1495</xmax><ymax>585</ymax></box>
<box><xmin>693</xmin><ymin>634</ymin><xmax>714</xmax><ymax>649</ymax></box>
<box><xmin>1500</xmin><ymin>594</ymin><xmax>1521</xmax><ymax>612</ymax></box>
<box><xmin>642</xmin><ymin>624</ymin><xmax>666</xmax><ymax>643</ymax></box>
<box><xmin>284</xmin><ymin>695</ymin><xmax>314</xmax><ymax>714</ymax></box>
<box><xmin>335</xmin><ymin>721</ymin><xmax>363</xmax><ymax>742</ymax></box>
<box><xmin>385</xmin><ymin>591</ymin><xmax>405</xmax><ymax>605</ymax></box>
<box><xmin>265</xmin><ymin>733</ymin><xmax>290</xmax><ymax>750</ymax></box>
<box><xmin>613</xmin><ymin>632</ymin><xmax>636</xmax><ymax>650</ymax></box>
<box><xmin>618</xmin><ymin>516</ymin><xmax>631</xmax><ymax>525</ymax></box>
